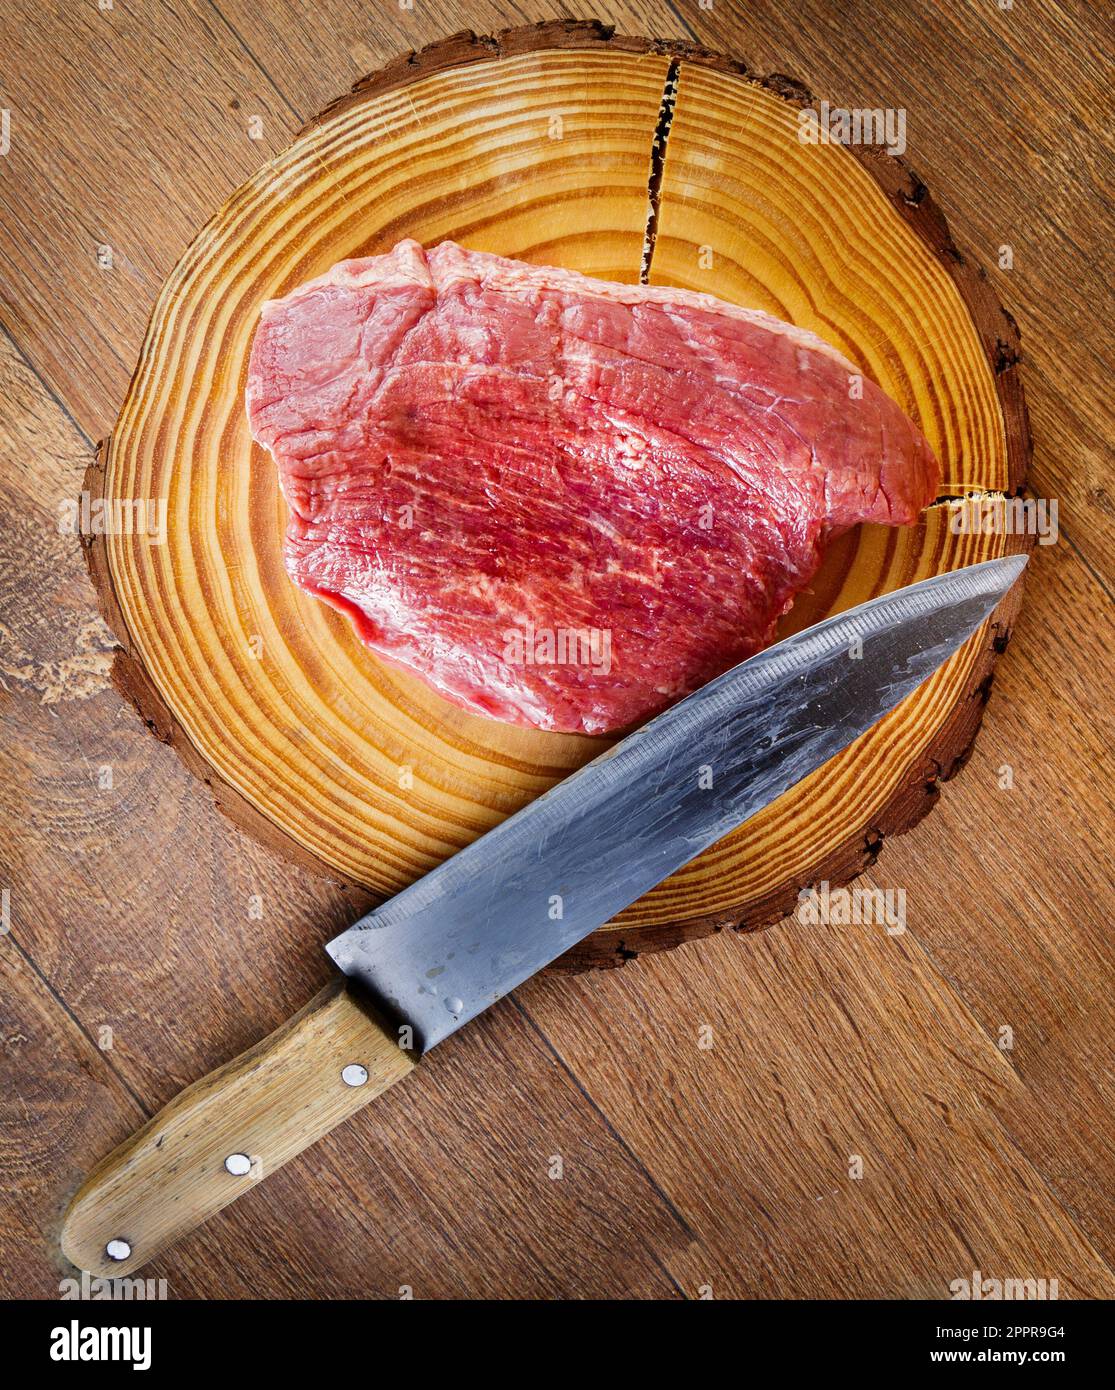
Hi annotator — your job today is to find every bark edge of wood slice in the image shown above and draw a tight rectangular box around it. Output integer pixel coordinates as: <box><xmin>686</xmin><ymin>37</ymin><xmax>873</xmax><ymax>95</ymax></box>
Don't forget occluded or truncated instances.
<box><xmin>84</xmin><ymin>19</ymin><xmax>1032</xmax><ymax>972</ymax></box>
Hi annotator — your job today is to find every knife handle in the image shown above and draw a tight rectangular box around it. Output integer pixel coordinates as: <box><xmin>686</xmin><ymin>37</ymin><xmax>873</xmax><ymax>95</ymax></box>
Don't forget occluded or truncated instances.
<box><xmin>61</xmin><ymin>980</ymin><xmax>415</xmax><ymax>1277</ymax></box>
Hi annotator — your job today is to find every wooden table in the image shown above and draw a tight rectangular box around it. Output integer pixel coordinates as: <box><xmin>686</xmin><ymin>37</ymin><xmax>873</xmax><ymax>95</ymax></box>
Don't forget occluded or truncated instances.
<box><xmin>1</xmin><ymin>0</ymin><xmax>1111</xmax><ymax>1300</ymax></box>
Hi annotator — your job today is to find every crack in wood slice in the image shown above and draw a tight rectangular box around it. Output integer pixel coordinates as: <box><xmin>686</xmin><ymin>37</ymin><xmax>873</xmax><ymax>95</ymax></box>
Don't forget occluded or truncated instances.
<box><xmin>84</xmin><ymin>21</ymin><xmax>1031</xmax><ymax>972</ymax></box>
<box><xmin>640</xmin><ymin>58</ymin><xmax>680</xmax><ymax>284</ymax></box>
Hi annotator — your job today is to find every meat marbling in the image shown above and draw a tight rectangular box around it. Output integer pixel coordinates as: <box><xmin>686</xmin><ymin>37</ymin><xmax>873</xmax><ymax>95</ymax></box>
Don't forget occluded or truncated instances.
<box><xmin>246</xmin><ymin>240</ymin><xmax>939</xmax><ymax>735</ymax></box>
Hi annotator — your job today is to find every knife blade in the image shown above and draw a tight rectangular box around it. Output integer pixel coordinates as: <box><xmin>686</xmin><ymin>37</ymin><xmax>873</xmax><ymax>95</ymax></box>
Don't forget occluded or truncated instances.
<box><xmin>61</xmin><ymin>554</ymin><xmax>1025</xmax><ymax>1276</ymax></box>
<box><xmin>328</xmin><ymin>553</ymin><xmax>1027</xmax><ymax>1050</ymax></box>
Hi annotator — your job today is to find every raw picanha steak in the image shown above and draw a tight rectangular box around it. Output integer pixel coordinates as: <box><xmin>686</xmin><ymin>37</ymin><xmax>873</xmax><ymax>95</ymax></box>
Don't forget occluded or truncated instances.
<box><xmin>246</xmin><ymin>240</ymin><xmax>939</xmax><ymax>735</ymax></box>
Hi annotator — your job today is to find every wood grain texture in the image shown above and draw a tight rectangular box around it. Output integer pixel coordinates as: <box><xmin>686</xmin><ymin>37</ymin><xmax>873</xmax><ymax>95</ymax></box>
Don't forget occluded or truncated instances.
<box><xmin>673</xmin><ymin>0</ymin><xmax>1112</xmax><ymax>584</ymax></box>
<box><xmin>84</xmin><ymin>21</ymin><xmax>1030</xmax><ymax>966</ymax></box>
<box><xmin>651</xmin><ymin>61</ymin><xmax>1027</xmax><ymax>495</ymax></box>
<box><xmin>518</xmin><ymin>861</ymin><xmax>1115</xmax><ymax>1299</ymax></box>
<box><xmin>1</xmin><ymin>0</ymin><xmax>1111</xmax><ymax>1301</ymax></box>
<box><xmin>60</xmin><ymin>983</ymin><xmax>414</xmax><ymax>1279</ymax></box>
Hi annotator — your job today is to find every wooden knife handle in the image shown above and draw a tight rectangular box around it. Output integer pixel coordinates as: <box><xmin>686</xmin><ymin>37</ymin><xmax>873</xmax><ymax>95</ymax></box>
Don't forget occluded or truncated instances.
<box><xmin>61</xmin><ymin>980</ymin><xmax>415</xmax><ymax>1277</ymax></box>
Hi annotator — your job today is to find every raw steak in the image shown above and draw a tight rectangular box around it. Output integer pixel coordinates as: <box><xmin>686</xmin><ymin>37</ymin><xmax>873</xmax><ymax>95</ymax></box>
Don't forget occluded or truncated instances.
<box><xmin>246</xmin><ymin>240</ymin><xmax>939</xmax><ymax>735</ymax></box>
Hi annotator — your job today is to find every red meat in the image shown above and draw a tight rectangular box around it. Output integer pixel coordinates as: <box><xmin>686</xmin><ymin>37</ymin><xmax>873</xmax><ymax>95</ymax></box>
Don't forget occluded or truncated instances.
<box><xmin>246</xmin><ymin>240</ymin><xmax>939</xmax><ymax>734</ymax></box>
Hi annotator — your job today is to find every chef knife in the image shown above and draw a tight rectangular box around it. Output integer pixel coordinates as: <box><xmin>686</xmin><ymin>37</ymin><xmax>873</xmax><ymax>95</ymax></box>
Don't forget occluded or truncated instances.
<box><xmin>61</xmin><ymin>554</ymin><xmax>1026</xmax><ymax>1276</ymax></box>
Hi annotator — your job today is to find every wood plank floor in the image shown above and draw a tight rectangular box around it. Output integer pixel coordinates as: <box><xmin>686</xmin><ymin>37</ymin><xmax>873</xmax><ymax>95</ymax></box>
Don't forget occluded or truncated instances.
<box><xmin>1</xmin><ymin>0</ymin><xmax>1111</xmax><ymax>1298</ymax></box>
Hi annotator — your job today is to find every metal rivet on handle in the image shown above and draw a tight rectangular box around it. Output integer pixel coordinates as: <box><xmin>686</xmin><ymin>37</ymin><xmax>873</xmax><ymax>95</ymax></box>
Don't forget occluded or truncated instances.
<box><xmin>224</xmin><ymin>1152</ymin><xmax>252</xmax><ymax>1176</ymax></box>
<box><xmin>341</xmin><ymin>1063</ymin><xmax>368</xmax><ymax>1087</ymax></box>
<box><xmin>105</xmin><ymin>1238</ymin><xmax>131</xmax><ymax>1262</ymax></box>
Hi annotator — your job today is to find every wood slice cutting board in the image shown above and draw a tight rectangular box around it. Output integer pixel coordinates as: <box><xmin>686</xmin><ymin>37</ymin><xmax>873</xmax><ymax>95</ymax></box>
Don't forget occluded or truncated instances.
<box><xmin>84</xmin><ymin>21</ymin><xmax>1030</xmax><ymax>969</ymax></box>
